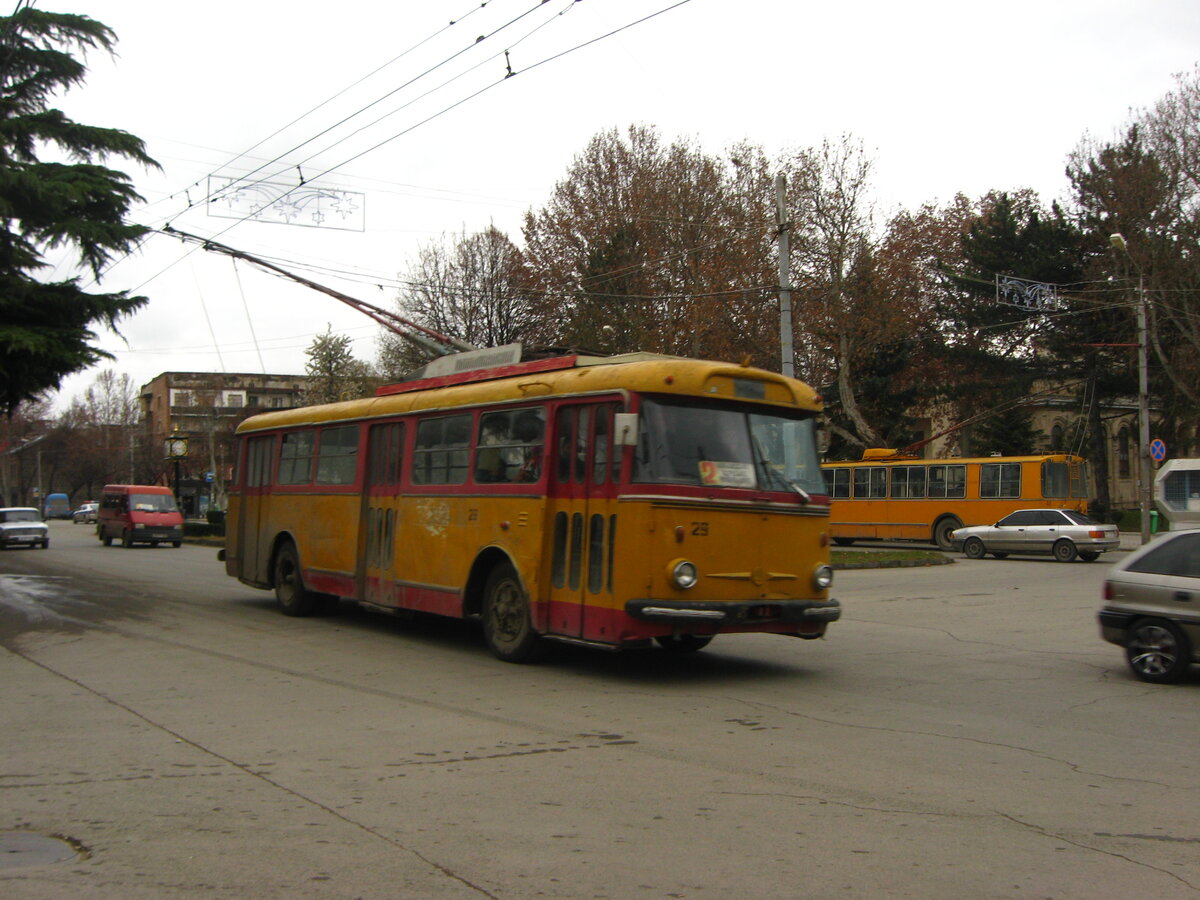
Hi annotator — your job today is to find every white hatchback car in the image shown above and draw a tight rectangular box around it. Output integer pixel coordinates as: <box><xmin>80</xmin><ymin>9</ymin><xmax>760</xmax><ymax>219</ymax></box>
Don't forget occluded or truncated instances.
<box><xmin>0</xmin><ymin>507</ymin><xmax>50</xmax><ymax>549</ymax></box>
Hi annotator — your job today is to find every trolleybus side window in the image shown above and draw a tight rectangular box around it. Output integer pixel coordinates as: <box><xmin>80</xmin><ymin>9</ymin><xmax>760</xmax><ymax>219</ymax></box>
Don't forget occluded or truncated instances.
<box><xmin>475</xmin><ymin>407</ymin><xmax>545</xmax><ymax>483</ymax></box>
<box><xmin>980</xmin><ymin>462</ymin><xmax>1021</xmax><ymax>499</ymax></box>
<box><xmin>413</xmin><ymin>415</ymin><xmax>471</xmax><ymax>485</ymax></box>
<box><xmin>823</xmin><ymin>467</ymin><xmax>850</xmax><ymax>499</ymax></box>
<box><xmin>316</xmin><ymin>425</ymin><xmax>359</xmax><ymax>485</ymax></box>
<box><xmin>853</xmin><ymin>468</ymin><xmax>886</xmax><ymax>498</ymax></box>
<box><xmin>927</xmin><ymin>464</ymin><xmax>966</xmax><ymax>498</ymax></box>
<box><xmin>890</xmin><ymin>465</ymin><xmax>927</xmax><ymax>498</ymax></box>
<box><xmin>278</xmin><ymin>429</ymin><xmax>316</xmax><ymax>485</ymax></box>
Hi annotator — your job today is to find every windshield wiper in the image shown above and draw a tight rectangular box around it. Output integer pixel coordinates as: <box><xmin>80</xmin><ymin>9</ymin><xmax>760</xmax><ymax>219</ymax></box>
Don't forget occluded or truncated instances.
<box><xmin>752</xmin><ymin>437</ymin><xmax>809</xmax><ymax>503</ymax></box>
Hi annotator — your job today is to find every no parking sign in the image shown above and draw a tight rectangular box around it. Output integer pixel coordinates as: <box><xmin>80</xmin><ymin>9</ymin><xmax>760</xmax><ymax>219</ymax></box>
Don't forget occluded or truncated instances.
<box><xmin>1150</xmin><ymin>438</ymin><xmax>1167</xmax><ymax>462</ymax></box>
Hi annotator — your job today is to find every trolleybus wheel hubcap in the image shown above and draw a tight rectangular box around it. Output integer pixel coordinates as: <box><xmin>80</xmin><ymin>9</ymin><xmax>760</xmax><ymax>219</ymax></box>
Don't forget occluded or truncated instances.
<box><xmin>490</xmin><ymin>578</ymin><xmax>523</xmax><ymax>643</ymax></box>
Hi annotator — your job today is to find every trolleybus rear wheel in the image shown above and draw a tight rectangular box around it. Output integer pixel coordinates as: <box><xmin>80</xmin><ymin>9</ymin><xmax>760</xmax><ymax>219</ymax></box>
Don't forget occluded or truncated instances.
<box><xmin>274</xmin><ymin>541</ymin><xmax>317</xmax><ymax>616</ymax></box>
<box><xmin>932</xmin><ymin>516</ymin><xmax>962</xmax><ymax>551</ymax></box>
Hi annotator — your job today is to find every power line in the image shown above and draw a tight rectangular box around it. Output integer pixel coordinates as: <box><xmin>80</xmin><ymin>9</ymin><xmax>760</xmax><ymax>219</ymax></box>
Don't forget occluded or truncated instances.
<box><xmin>195</xmin><ymin>0</ymin><xmax>566</xmax><ymax>212</ymax></box>
<box><xmin>126</xmin><ymin>2</ymin><xmax>692</xmax><ymax>304</ymax></box>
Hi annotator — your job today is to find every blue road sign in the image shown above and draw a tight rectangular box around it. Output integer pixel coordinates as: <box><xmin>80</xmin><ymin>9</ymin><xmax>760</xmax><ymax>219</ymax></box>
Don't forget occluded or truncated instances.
<box><xmin>1150</xmin><ymin>439</ymin><xmax>1167</xmax><ymax>462</ymax></box>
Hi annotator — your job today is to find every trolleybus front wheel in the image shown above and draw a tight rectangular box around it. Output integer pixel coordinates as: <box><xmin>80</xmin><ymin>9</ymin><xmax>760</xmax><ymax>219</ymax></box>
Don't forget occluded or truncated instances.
<box><xmin>654</xmin><ymin>634</ymin><xmax>714</xmax><ymax>653</ymax></box>
<box><xmin>482</xmin><ymin>562</ymin><xmax>544</xmax><ymax>663</ymax></box>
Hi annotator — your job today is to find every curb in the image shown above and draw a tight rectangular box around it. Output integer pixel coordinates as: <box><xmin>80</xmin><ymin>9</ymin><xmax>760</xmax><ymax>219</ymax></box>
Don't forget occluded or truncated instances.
<box><xmin>834</xmin><ymin>556</ymin><xmax>955</xmax><ymax>570</ymax></box>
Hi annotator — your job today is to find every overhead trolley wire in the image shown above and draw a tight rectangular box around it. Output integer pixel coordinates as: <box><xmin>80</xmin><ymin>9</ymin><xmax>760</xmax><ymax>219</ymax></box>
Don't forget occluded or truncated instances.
<box><xmin>169</xmin><ymin>0</ymin><xmax>504</xmax><ymax>215</ymax></box>
<box><xmin>139</xmin><ymin>1</ymin><xmax>694</xmax><ymax>292</ymax></box>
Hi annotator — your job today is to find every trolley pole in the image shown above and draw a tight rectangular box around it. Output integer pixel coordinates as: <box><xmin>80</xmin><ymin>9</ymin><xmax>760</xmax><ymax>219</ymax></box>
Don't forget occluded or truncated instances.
<box><xmin>776</xmin><ymin>174</ymin><xmax>794</xmax><ymax>379</ymax></box>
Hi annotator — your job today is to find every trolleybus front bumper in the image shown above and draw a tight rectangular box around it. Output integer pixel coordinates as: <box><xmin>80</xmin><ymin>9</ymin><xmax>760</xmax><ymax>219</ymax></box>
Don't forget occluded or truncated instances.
<box><xmin>625</xmin><ymin>597</ymin><xmax>841</xmax><ymax>627</ymax></box>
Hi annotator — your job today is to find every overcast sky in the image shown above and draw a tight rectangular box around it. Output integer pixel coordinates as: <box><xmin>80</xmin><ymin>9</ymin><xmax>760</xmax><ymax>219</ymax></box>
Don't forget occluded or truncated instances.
<box><xmin>41</xmin><ymin>0</ymin><xmax>1200</xmax><ymax>408</ymax></box>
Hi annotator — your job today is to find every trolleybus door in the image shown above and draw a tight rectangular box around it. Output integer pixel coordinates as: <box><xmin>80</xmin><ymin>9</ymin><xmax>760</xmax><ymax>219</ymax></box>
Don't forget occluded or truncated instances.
<box><xmin>359</xmin><ymin>422</ymin><xmax>404</xmax><ymax>608</ymax></box>
<box><xmin>238</xmin><ymin>435</ymin><xmax>275</xmax><ymax>584</ymax></box>
<box><xmin>544</xmin><ymin>400</ymin><xmax>621</xmax><ymax>640</ymax></box>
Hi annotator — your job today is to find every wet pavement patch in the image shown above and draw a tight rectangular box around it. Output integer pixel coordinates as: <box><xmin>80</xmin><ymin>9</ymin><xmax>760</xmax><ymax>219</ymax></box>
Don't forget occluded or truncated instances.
<box><xmin>0</xmin><ymin>831</ymin><xmax>85</xmax><ymax>868</ymax></box>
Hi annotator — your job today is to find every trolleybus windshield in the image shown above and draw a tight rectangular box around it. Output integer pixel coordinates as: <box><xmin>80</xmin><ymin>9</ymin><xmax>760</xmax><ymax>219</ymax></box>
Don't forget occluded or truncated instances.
<box><xmin>633</xmin><ymin>398</ymin><xmax>826</xmax><ymax>495</ymax></box>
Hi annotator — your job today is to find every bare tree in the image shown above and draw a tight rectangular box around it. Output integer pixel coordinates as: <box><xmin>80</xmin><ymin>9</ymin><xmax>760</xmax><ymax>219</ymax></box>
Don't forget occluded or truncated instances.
<box><xmin>75</xmin><ymin>369</ymin><xmax>139</xmax><ymax>426</ymax></box>
<box><xmin>53</xmin><ymin>369</ymin><xmax>142</xmax><ymax>499</ymax></box>
<box><xmin>379</xmin><ymin>226</ymin><xmax>535</xmax><ymax>379</ymax></box>
<box><xmin>521</xmin><ymin>125</ymin><xmax>778</xmax><ymax>364</ymax></box>
<box><xmin>1134</xmin><ymin>66</ymin><xmax>1200</xmax><ymax>407</ymax></box>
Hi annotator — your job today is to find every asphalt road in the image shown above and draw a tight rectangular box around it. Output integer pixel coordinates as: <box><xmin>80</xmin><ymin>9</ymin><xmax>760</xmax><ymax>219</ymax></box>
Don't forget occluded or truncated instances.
<box><xmin>1</xmin><ymin>522</ymin><xmax>1197</xmax><ymax>899</ymax></box>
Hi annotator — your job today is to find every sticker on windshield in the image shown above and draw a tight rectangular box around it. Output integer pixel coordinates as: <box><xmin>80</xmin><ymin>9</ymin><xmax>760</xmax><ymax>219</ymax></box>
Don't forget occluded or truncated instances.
<box><xmin>699</xmin><ymin>461</ymin><xmax>756</xmax><ymax>487</ymax></box>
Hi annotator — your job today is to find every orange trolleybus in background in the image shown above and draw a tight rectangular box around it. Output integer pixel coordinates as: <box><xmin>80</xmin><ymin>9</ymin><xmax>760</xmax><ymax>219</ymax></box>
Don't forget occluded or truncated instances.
<box><xmin>222</xmin><ymin>353</ymin><xmax>840</xmax><ymax>662</ymax></box>
<box><xmin>822</xmin><ymin>449</ymin><xmax>1091</xmax><ymax>550</ymax></box>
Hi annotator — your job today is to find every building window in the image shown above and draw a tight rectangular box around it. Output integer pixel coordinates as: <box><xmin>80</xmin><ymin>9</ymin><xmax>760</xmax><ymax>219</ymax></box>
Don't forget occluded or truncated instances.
<box><xmin>1051</xmin><ymin>423</ymin><xmax>1064</xmax><ymax>452</ymax></box>
<box><xmin>1118</xmin><ymin>427</ymin><xmax>1131</xmax><ymax>478</ymax></box>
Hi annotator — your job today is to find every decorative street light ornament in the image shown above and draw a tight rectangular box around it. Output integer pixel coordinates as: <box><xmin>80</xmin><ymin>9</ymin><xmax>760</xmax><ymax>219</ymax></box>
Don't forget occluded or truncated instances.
<box><xmin>206</xmin><ymin>176</ymin><xmax>365</xmax><ymax>232</ymax></box>
<box><xmin>995</xmin><ymin>275</ymin><xmax>1064</xmax><ymax>312</ymax></box>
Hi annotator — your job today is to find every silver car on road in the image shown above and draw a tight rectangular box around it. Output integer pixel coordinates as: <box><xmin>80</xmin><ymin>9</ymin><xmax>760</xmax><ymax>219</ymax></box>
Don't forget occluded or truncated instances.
<box><xmin>1099</xmin><ymin>528</ymin><xmax>1200</xmax><ymax>683</ymax></box>
<box><xmin>950</xmin><ymin>508</ymin><xmax>1120</xmax><ymax>562</ymax></box>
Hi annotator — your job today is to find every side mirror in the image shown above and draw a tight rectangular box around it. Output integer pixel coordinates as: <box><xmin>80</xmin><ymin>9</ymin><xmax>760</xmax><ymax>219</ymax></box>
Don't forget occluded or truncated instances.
<box><xmin>614</xmin><ymin>413</ymin><xmax>639</xmax><ymax>447</ymax></box>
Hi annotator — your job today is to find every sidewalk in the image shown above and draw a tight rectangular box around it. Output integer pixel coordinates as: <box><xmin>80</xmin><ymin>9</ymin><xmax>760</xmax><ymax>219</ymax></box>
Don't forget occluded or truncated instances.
<box><xmin>1118</xmin><ymin>530</ymin><xmax>1167</xmax><ymax>550</ymax></box>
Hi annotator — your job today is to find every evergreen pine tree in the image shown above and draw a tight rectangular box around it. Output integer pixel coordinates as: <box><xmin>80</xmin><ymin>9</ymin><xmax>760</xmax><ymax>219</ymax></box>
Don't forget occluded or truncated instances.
<box><xmin>0</xmin><ymin>8</ymin><xmax>158</xmax><ymax>415</ymax></box>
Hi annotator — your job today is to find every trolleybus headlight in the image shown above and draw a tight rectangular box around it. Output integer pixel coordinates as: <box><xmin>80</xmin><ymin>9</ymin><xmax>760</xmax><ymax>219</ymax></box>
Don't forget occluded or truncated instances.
<box><xmin>669</xmin><ymin>559</ymin><xmax>699</xmax><ymax>590</ymax></box>
<box><xmin>812</xmin><ymin>564</ymin><xmax>834</xmax><ymax>590</ymax></box>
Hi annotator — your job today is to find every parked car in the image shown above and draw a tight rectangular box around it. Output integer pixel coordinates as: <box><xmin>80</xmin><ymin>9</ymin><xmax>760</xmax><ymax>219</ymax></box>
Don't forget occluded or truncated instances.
<box><xmin>1099</xmin><ymin>528</ymin><xmax>1200</xmax><ymax>683</ymax></box>
<box><xmin>0</xmin><ymin>507</ymin><xmax>50</xmax><ymax>549</ymax></box>
<box><xmin>949</xmin><ymin>508</ymin><xmax>1120</xmax><ymax>562</ymax></box>
<box><xmin>72</xmin><ymin>502</ymin><xmax>99</xmax><ymax>524</ymax></box>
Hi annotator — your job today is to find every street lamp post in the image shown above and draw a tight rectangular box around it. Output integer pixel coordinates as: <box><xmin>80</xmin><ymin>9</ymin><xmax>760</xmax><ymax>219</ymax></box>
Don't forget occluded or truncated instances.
<box><xmin>1109</xmin><ymin>233</ymin><xmax>1152</xmax><ymax>545</ymax></box>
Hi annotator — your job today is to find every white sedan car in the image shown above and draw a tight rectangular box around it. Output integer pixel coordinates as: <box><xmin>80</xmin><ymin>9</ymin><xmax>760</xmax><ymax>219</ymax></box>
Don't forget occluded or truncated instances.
<box><xmin>0</xmin><ymin>507</ymin><xmax>50</xmax><ymax>550</ymax></box>
<box><xmin>950</xmin><ymin>508</ymin><xmax>1120</xmax><ymax>562</ymax></box>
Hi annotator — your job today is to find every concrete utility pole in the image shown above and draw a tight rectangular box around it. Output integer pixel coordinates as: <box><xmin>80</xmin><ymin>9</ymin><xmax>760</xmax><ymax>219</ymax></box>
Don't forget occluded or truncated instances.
<box><xmin>775</xmin><ymin>174</ymin><xmax>794</xmax><ymax>379</ymax></box>
<box><xmin>1110</xmin><ymin>233</ymin><xmax>1152</xmax><ymax>545</ymax></box>
<box><xmin>1135</xmin><ymin>272</ymin><xmax>1152</xmax><ymax>544</ymax></box>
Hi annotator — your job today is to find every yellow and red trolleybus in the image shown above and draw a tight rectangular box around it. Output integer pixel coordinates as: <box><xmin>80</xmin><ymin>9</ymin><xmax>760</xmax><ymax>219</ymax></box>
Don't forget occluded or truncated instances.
<box><xmin>223</xmin><ymin>353</ymin><xmax>840</xmax><ymax>661</ymax></box>
<box><xmin>822</xmin><ymin>449</ymin><xmax>1091</xmax><ymax>550</ymax></box>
